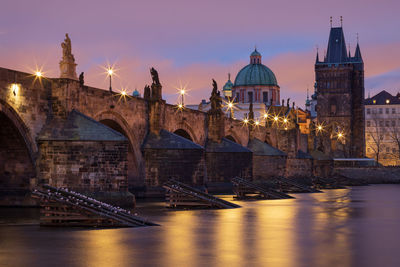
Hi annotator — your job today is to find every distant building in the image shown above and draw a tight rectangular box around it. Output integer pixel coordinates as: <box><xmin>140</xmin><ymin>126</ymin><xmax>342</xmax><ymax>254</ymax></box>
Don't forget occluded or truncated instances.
<box><xmin>305</xmin><ymin>83</ymin><xmax>317</xmax><ymax>119</ymax></box>
<box><xmin>193</xmin><ymin>49</ymin><xmax>281</xmax><ymax>120</ymax></box>
<box><xmin>365</xmin><ymin>90</ymin><xmax>400</xmax><ymax>165</ymax></box>
<box><xmin>315</xmin><ymin>24</ymin><xmax>365</xmax><ymax>158</ymax></box>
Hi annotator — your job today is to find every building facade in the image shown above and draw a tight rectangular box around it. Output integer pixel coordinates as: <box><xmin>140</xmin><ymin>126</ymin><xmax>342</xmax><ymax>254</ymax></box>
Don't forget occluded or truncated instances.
<box><xmin>365</xmin><ymin>90</ymin><xmax>400</xmax><ymax>165</ymax></box>
<box><xmin>315</xmin><ymin>25</ymin><xmax>365</xmax><ymax>158</ymax></box>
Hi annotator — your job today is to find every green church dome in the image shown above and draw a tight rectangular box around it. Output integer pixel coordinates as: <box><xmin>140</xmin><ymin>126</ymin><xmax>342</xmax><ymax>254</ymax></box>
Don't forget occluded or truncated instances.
<box><xmin>132</xmin><ymin>89</ymin><xmax>140</xmax><ymax>97</ymax></box>
<box><xmin>223</xmin><ymin>74</ymin><xmax>234</xmax><ymax>91</ymax></box>
<box><xmin>234</xmin><ymin>63</ymin><xmax>278</xmax><ymax>87</ymax></box>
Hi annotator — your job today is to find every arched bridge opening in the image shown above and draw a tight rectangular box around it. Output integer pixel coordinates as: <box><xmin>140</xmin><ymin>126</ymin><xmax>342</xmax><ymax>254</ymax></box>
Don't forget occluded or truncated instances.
<box><xmin>225</xmin><ymin>135</ymin><xmax>237</xmax><ymax>143</ymax></box>
<box><xmin>174</xmin><ymin>129</ymin><xmax>193</xmax><ymax>141</ymax></box>
<box><xmin>0</xmin><ymin>112</ymin><xmax>35</xmax><ymax>198</ymax></box>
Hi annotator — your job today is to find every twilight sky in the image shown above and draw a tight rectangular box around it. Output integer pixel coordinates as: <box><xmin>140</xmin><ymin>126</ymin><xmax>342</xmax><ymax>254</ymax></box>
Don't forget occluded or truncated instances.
<box><xmin>1</xmin><ymin>0</ymin><xmax>399</xmax><ymax>108</ymax></box>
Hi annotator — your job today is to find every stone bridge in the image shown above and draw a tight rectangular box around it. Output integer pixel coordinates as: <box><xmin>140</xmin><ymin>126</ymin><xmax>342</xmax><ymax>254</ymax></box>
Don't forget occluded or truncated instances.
<box><xmin>0</xmin><ymin>67</ymin><xmax>316</xmax><ymax>206</ymax></box>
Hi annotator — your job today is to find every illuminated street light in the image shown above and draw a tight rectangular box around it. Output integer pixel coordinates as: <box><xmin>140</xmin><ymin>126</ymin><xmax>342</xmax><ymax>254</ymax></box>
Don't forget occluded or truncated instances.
<box><xmin>243</xmin><ymin>118</ymin><xmax>249</xmax><ymax>124</ymax></box>
<box><xmin>35</xmin><ymin>71</ymin><xmax>42</xmax><ymax>78</ymax></box>
<box><xmin>283</xmin><ymin>118</ymin><xmax>288</xmax><ymax>123</ymax></box>
<box><xmin>274</xmin><ymin>116</ymin><xmax>279</xmax><ymax>121</ymax></box>
<box><xmin>180</xmin><ymin>89</ymin><xmax>185</xmax><ymax>105</ymax></box>
<box><xmin>255</xmin><ymin>120</ymin><xmax>260</xmax><ymax>126</ymax></box>
<box><xmin>11</xmin><ymin>83</ymin><xmax>19</xmax><ymax>96</ymax></box>
<box><xmin>107</xmin><ymin>67</ymin><xmax>114</xmax><ymax>92</ymax></box>
<box><xmin>263</xmin><ymin>113</ymin><xmax>268</xmax><ymax>119</ymax></box>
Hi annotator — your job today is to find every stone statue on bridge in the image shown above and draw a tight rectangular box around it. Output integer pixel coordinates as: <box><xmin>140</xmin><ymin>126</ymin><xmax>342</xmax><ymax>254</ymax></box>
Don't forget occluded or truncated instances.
<box><xmin>59</xmin><ymin>33</ymin><xmax>77</xmax><ymax>80</ymax></box>
<box><xmin>150</xmin><ymin>67</ymin><xmax>160</xmax><ymax>86</ymax></box>
<box><xmin>150</xmin><ymin>67</ymin><xmax>162</xmax><ymax>100</ymax></box>
<box><xmin>210</xmin><ymin>79</ymin><xmax>222</xmax><ymax>111</ymax></box>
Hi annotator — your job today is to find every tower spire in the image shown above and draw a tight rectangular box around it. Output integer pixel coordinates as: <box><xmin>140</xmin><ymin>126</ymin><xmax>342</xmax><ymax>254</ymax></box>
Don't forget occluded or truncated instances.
<box><xmin>316</xmin><ymin>46</ymin><xmax>320</xmax><ymax>63</ymax></box>
<box><xmin>340</xmin><ymin>16</ymin><xmax>343</xmax><ymax>27</ymax></box>
<box><xmin>330</xmin><ymin>16</ymin><xmax>332</xmax><ymax>28</ymax></box>
<box><xmin>354</xmin><ymin>34</ymin><xmax>362</xmax><ymax>62</ymax></box>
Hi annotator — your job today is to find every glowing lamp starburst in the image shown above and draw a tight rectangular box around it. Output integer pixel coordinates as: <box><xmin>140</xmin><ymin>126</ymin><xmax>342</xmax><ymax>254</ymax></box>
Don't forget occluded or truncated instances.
<box><xmin>11</xmin><ymin>83</ymin><xmax>19</xmax><ymax>96</ymax></box>
<box><xmin>244</xmin><ymin>118</ymin><xmax>249</xmax><ymax>124</ymax></box>
<box><xmin>228</xmin><ymin>102</ymin><xmax>233</xmax><ymax>108</ymax></box>
<box><xmin>283</xmin><ymin>118</ymin><xmax>288</xmax><ymax>123</ymax></box>
<box><xmin>180</xmin><ymin>89</ymin><xmax>185</xmax><ymax>95</ymax></box>
<box><xmin>35</xmin><ymin>71</ymin><xmax>42</xmax><ymax>77</ymax></box>
<box><xmin>107</xmin><ymin>68</ymin><xmax>113</xmax><ymax>76</ymax></box>
<box><xmin>263</xmin><ymin>113</ymin><xmax>268</xmax><ymax>119</ymax></box>
<box><xmin>255</xmin><ymin>120</ymin><xmax>260</xmax><ymax>126</ymax></box>
<box><xmin>274</xmin><ymin>116</ymin><xmax>278</xmax><ymax>121</ymax></box>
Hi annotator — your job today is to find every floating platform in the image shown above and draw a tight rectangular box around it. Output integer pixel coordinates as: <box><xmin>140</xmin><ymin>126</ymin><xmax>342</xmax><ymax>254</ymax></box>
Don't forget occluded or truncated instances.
<box><xmin>232</xmin><ymin>177</ymin><xmax>294</xmax><ymax>200</ymax></box>
<box><xmin>163</xmin><ymin>179</ymin><xmax>240</xmax><ymax>209</ymax></box>
<box><xmin>32</xmin><ymin>185</ymin><xmax>158</xmax><ymax>227</ymax></box>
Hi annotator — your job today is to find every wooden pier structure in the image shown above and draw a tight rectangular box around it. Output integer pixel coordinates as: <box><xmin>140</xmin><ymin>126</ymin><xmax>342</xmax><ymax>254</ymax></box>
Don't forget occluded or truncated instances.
<box><xmin>32</xmin><ymin>185</ymin><xmax>158</xmax><ymax>227</ymax></box>
<box><xmin>163</xmin><ymin>179</ymin><xmax>240</xmax><ymax>209</ymax></box>
<box><xmin>232</xmin><ymin>177</ymin><xmax>294</xmax><ymax>200</ymax></box>
<box><xmin>276</xmin><ymin>177</ymin><xmax>322</xmax><ymax>193</ymax></box>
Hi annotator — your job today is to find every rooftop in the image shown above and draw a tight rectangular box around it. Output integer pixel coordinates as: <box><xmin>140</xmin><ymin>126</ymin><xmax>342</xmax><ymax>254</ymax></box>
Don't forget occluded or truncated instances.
<box><xmin>365</xmin><ymin>90</ymin><xmax>400</xmax><ymax>105</ymax></box>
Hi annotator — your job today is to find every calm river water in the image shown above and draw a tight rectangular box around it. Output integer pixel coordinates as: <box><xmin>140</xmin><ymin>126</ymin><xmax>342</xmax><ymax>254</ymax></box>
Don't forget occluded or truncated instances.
<box><xmin>1</xmin><ymin>184</ymin><xmax>400</xmax><ymax>267</ymax></box>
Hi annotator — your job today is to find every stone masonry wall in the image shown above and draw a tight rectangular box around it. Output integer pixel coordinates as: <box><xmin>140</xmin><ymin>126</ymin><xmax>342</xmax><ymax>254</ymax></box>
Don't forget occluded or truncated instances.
<box><xmin>285</xmin><ymin>158</ymin><xmax>313</xmax><ymax>178</ymax></box>
<box><xmin>143</xmin><ymin>149</ymin><xmax>205</xmax><ymax>187</ymax></box>
<box><xmin>253</xmin><ymin>155</ymin><xmax>286</xmax><ymax>180</ymax></box>
<box><xmin>37</xmin><ymin>140</ymin><xmax>128</xmax><ymax>192</ymax></box>
<box><xmin>205</xmin><ymin>152</ymin><xmax>252</xmax><ymax>183</ymax></box>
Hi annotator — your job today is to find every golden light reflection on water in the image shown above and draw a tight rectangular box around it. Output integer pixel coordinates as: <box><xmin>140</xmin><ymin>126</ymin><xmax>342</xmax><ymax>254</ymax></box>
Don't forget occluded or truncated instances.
<box><xmin>162</xmin><ymin>211</ymin><xmax>200</xmax><ymax>266</ymax></box>
<box><xmin>256</xmin><ymin>199</ymin><xmax>299</xmax><ymax>267</ymax></box>
<box><xmin>0</xmin><ymin>188</ymin><xmax>369</xmax><ymax>267</ymax></box>
<box><xmin>215</xmin><ymin>208</ymin><xmax>244</xmax><ymax>265</ymax></box>
<box><xmin>82</xmin><ymin>228</ymin><xmax>130</xmax><ymax>267</ymax></box>
<box><xmin>310</xmin><ymin>189</ymin><xmax>353</xmax><ymax>267</ymax></box>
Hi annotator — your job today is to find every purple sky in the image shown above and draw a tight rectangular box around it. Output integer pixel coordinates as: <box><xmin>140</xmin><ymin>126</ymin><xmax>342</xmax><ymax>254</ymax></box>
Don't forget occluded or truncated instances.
<box><xmin>1</xmin><ymin>0</ymin><xmax>399</xmax><ymax>107</ymax></box>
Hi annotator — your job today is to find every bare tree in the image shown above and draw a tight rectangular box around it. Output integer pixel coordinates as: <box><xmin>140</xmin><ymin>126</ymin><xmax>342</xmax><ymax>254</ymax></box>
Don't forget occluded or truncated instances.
<box><xmin>365</xmin><ymin>114</ymin><xmax>385</xmax><ymax>163</ymax></box>
<box><xmin>387</xmin><ymin>122</ymin><xmax>400</xmax><ymax>164</ymax></box>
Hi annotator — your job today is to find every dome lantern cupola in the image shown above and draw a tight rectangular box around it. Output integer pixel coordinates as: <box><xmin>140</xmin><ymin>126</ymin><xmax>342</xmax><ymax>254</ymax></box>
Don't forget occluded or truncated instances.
<box><xmin>250</xmin><ymin>48</ymin><xmax>262</xmax><ymax>64</ymax></box>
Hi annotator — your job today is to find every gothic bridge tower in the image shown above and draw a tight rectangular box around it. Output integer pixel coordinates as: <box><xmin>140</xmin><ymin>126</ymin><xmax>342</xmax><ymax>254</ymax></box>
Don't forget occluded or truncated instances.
<box><xmin>315</xmin><ymin>21</ymin><xmax>365</xmax><ymax>158</ymax></box>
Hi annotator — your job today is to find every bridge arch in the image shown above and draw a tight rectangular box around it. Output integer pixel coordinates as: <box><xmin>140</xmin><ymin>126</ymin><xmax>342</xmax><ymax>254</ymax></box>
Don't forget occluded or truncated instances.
<box><xmin>225</xmin><ymin>135</ymin><xmax>237</xmax><ymax>143</ymax></box>
<box><xmin>0</xmin><ymin>100</ymin><xmax>36</xmax><ymax>194</ymax></box>
<box><xmin>169</xmin><ymin>122</ymin><xmax>199</xmax><ymax>144</ymax></box>
<box><xmin>174</xmin><ymin>129</ymin><xmax>193</xmax><ymax>141</ymax></box>
<box><xmin>224</xmin><ymin>130</ymin><xmax>243</xmax><ymax>146</ymax></box>
<box><xmin>95</xmin><ymin>110</ymin><xmax>144</xmax><ymax>187</ymax></box>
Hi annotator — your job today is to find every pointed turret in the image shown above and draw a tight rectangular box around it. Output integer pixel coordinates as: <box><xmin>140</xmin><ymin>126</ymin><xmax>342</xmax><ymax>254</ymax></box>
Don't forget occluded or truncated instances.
<box><xmin>354</xmin><ymin>43</ymin><xmax>363</xmax><ymax>62</ymax></box>
<box><xmin>316</xmin><ymin>51</ymin><xmax>320</xmax><ymax>63</ymax></box>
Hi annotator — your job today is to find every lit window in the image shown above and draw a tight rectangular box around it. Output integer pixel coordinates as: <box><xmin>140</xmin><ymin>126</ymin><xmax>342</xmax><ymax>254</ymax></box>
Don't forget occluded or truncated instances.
<box><xmin>373</xmin><ymin>99</ymin><xmax>376</xmax><ymax>104</ymax></box>
<box><xmin>386</xmin><ymin>99</ymin><xmax>390</xmax><ymax>104</ymax></box>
